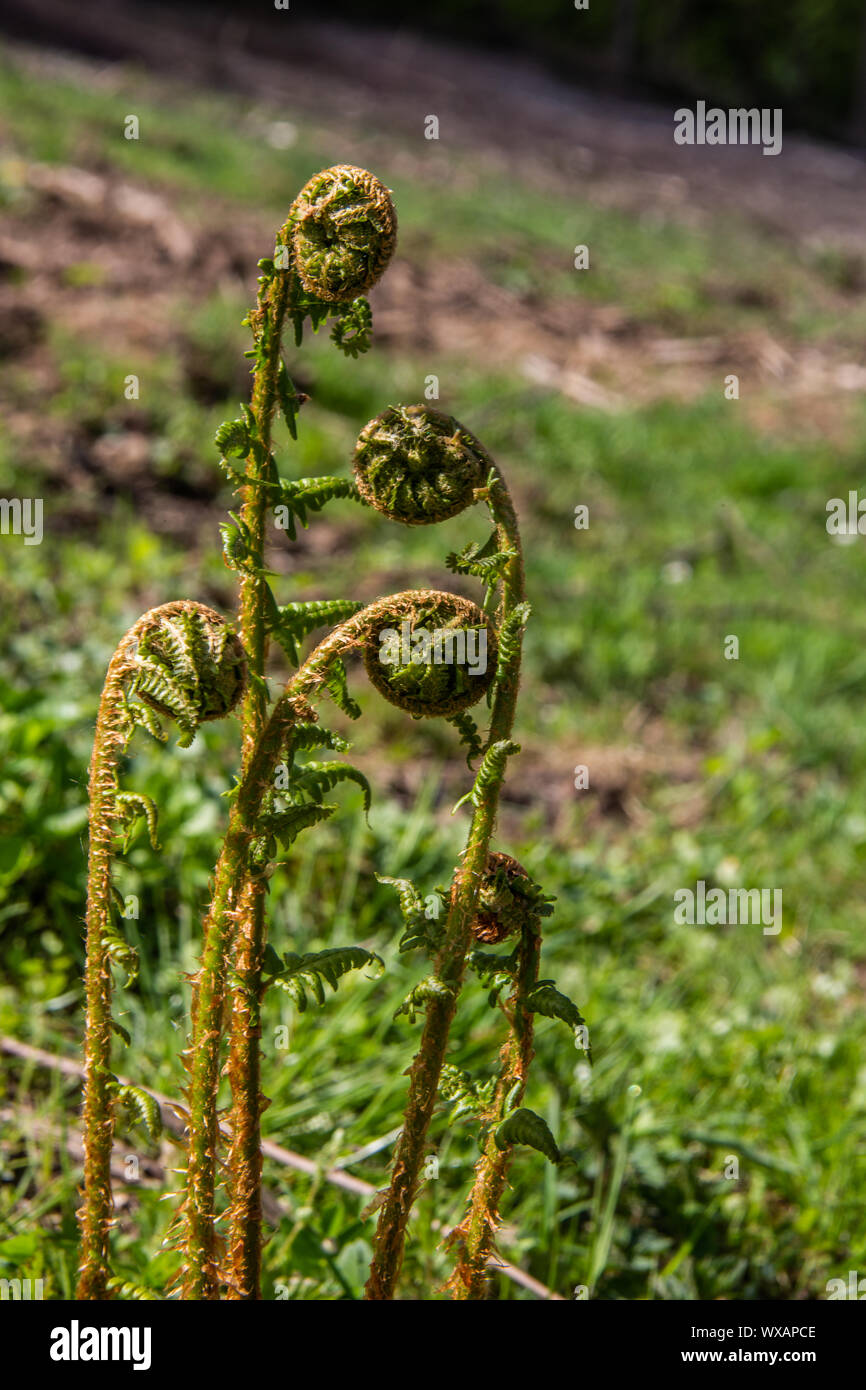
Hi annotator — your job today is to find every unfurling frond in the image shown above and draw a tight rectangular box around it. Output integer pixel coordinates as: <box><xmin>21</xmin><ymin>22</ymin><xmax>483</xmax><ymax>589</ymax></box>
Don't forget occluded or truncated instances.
<box><xmin>116</xmin><ymin>1084</ymin><xmax>163</xmax><ymax>1143</ymax></box>
<box><xmin>452</xmin><ymin>740</ymin><xmax>520</xmax><ymax>814</ymax></box>
<box><xmin>263</xmin><ymin>945</ymin><xmax>383</xmax><ymax>1012</ymax></box>
<box><xmin>394</xmin><ymin>975</ymin><xmax>457</xmax><ymax>1024</ymax></box>
<box><xmin>376</xmin><ymin>874</ymin><xmax>444</xmax><ymax>955</ymax></box>
<box><xmin>291</xmin><ymin>760</ymin><xmax>372</xmax><ymax>817</ymax></box>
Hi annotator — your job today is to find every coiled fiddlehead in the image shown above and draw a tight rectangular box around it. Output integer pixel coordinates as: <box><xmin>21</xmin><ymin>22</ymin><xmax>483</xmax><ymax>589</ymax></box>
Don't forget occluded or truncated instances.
<box><xmin>353</xmin><ymin>405</ymin><xmax>488</xmax><ymax>526</ymax></box>
<box><xmin>362</xmin><ymin>591</ymin><xmax>496</xmax><ymax>718</ymax></box>
<box><xmin>469</xmin><ymin>851</ymin><xmax>535</xmax><ymax>944</ymax></box>
<box><xmin>289</xmin><ymin>164</ymin><xmax>397</xmax><ymax>304</ymax></box>
<box><xmin>203</xmin><ymin>166</ymin><xmax>396</xmax><ymax>1302</ymax></box>
<box><xmin>78</xmin><ymin>602</ymin><xmax>245</xmax><ymax>1301</ymax></box>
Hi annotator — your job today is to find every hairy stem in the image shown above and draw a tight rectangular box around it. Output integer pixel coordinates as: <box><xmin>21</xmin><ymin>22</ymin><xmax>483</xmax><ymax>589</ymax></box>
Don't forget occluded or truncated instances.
<box><xmin>78</xmin><ymin>659</ymin><xmax>128</xmax><ymax>1300</ymax></box>
<box><xmin>449</xmin><ymin>919</ymin><xmax>542</xmax><ymax>1299</ymax></box>
<box><xmin>365</xmin><ymin>477</ymin><xmax>525</xmax><ymax>1301</ymax></box>
<box><xmin>225</xmin><ymin>265</ymin><xmax>290</xmax><ymax>1301</ymax></box>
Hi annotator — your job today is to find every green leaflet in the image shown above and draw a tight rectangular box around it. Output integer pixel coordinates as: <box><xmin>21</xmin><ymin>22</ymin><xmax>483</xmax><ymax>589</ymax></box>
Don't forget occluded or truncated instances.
<box><xmin>272</xmin><ymin>476</ymin><xmax>359</xmax><ymax>542</ymax></box>
<box><xmin>259</xmin><ymin>802</ymin><xmax>336</xmax><ymax>851</ymax></box>
<box><xmin>116</xmin><ymin>1084</ymin><xmax>163</xmax><ymax>1143</ymax></box>
<box><xmin>494</xmin><ymin>1107</ymin><xmax>560</xmax><ymax>1164</ymax></box>
<box><xmin>264</xmin><ymin>945</ymin><xmax>383</xmax><ymax>1012</ymax></box>
<box><xmin>289</xmin><ymin>722</ymin><xmax>351</xmax><ymax>756</ymax></box>
<box><xmin>110</xmin><ymin>1018</ymin><xmax>132</xmax><ymax>1047</ymax></box>
<box><xmin>467</xmin><ymin>945</ymin><xmax>519</xmax><ymax>1008</ymax></box>
<box><xmin>214</xmin><ymin>417</ymin><xmax>250</xmax><ymax>459</ymax></box>
<box><xmin>105</xmin><ymin>1278</ymin><xmax>160</xmax><ymax>1301</ymax></box>
<box><xmin>116</xmin><ymin>792</ymin><xmax>160</xmax><ymax>852</ymax></box>
<box><xmin>376</xmin><ymin>874</ymin><xmax>444</xmax><ymax>955</ymax></box>
<box><xmin>446</xmin><ymin>534</ymin><xmax>516</xmax><ymax>594</ymax></box>
<box><xmin>439</xmin><ymin>1063</ymin><xmax>495</xmax><ymax>1123</ymax></box>
<box><xmin>394</xmin><ymin>975</ymin><xmax>457</xmax><ymax>1024</ymax></box>
<box><xmin>525</xmin><ymin>980</ymin><xmax>587</xmax><ymax>1041</ymax></box>
<box><xmin>330</xmin><ymin>297</ymin><xmax>373</xmax><ymax>358</ymax></box>
<box><xmin>447</xmin><ymin>709</ymin><xmax>483</xmax><ymax>767</ymax></box>
<box><xmin>452</xmin><ymin>739</ymin><xmax>520</xmax><ymax>814</ymax></box>
<box><xmin>291</xmin><ymin>760</ymin><xmax>372</xmax><ymax>818</ymax></box>
<box><xmin>492</xmin><ymin>601</ymin><xmax>531</xmax><ymax>686</ymax></box>
<box><xmin>322</xmin><ymin>656</ymin><xmax>361</xmax><ymax>719</ymax></box>
<box><xmin>276</xmin><ymin>359</ymin><xmax>305</xmax><ymax>440</ymax></box>
<box><xmin>269</xmin><ymin>598</ymin><xmax>363</xmax><ymax>667</ymax></box>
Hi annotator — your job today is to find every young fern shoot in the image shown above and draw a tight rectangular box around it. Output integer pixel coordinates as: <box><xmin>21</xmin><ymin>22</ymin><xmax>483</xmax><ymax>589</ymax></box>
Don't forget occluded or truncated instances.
<box><xmin>351</xmin><ymin>406</ymin><xmax>529</xmax><ymax>1300</ymax></box>
<box><xmin>78</xmin><ymin>602</ymin><xmax>245</xmax><ymax>1300</ymax></box>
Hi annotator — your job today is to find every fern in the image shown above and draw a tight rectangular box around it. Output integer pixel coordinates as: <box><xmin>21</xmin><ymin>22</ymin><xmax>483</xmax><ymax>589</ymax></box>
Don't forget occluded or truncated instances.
<box><xmin>376</xmin><ymin>875</ymin><xmax>444</xmax><ymax>955</ymax></box>
<box><xmin>116</xmin><ymin>1084</ymin><xmax>163</xmax><ymax>1143</ymax></box>
<box><xmin>525</xmin><ymin>979</ymin><xmax>588</xmax><ymax>1042</ymax></box>
<box><xmin>331</xmin><ymin>297</ymin><xmax>373</xmax><ymax>357</ymax></box>
<box><xmin>439</xmin><ymin>1064</ymin><xmax>496</xmax><ymax>1123</ymax></box>
<box><xmin>394</xmin><ymin>975</ymin><xmax>457</xmax><ymax>1024</ymax></box>
<box><xmin>116</xmin><ymin>792</ymin><xmax>160</xmax><ymax>852</ymax></box>
<box><xmin>452</xmin><ymin>739</ymin><xmax>520</xmax><ymax>813</ymax></box>
<box><xmin>290</xmin><ymin>760</ymin><xmax>372</xmax><ymax>817</ymax></box>
<box><xmin>269</xmin><ymin>598</ymin><xmax>364</xmax><ymax>666</ymax></box>
<box><xmin>259</xmin><ymin>802</ymin><xmax>337</xmax><ymax>851</ymax></box>
<box><xmin>272</xmin><ymin>476</ymin><xmax>359</xmax><ymax>541</ymax></box>
<box><xmin>322</xmin><ymin>656</ymin><xmax>361</xmax><ymax>719</ymax></box>
<box><xmin>493</xmin><ymin>1107</ymin><xmax>560</xmax><ymax>1164</ymax></box>
<box><xmin>263</xmin><ymin>945</ymin><xmax>383</xmax><ymax>1011</ymax></box>
<box><xmin>467</xmin><ymin>945</ymin><xmax>519</xmax><ymax>1008</ymax></box>
<box><xmin>447</xmin><ymin>709</ymin><xmax>483</xmax><ymax>766</ymax></box>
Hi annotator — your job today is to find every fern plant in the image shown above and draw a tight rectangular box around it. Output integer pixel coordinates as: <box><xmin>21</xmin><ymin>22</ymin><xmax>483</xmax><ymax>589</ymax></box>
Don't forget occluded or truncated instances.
<box><xmin>77</xmin><ymin>164</ymin><xmax>584</xmax><ymax>1301</ymax></box>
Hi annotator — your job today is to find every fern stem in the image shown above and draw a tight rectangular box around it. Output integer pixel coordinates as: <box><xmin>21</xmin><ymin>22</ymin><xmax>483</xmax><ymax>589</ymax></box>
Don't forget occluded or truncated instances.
<box><xmin>449</xmin><ymin>919</ymin><xmax>541</xmax><ymax>1298</ymax></box>
<box><xmin>224</xmin><ymin>260</ymin><xmax>290</xmax><ymax>1301</ymax></box>
<box><xmin>78</xmin><ymin>653</ymin><xmax>129</xmax><ymax>1300</ymax></box>
<box><xmin>365</xmin><ymin>478</ymin><xmax>525</xmax><ymax>1300</ymax></box>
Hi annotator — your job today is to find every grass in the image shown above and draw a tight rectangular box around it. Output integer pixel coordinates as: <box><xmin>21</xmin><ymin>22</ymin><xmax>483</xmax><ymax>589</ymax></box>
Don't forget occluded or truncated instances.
<box><xmin>1</xmin><ymin>44</ymin><xmax>866</xmax><ymax>1299</ymax></box>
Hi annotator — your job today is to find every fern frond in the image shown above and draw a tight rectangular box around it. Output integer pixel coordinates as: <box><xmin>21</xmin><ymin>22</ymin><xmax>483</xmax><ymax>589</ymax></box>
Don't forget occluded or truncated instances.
<box><xmin>116</xmin><ymin>791</ymin><xmax>160</xmax><ymax>851</ymax></box>
<box><xmin>447</xmin><ymin>709</ymin><xmax>483</xmax><ymax>766</ymax></box>
<box><xmin>264</xmin><ymin>945</ymin><xmax>383</xmax><ymax>1011</ymax></box>
<box><xmin>331</xmin><ymin>297</ymin><xmax>373</xmax><ymax>357</ymax></box>
<box><xmin>290</xmin><ymin>722</ymin><xmax>351</xmax><ymax>755</ymax></box>
<box><xmin>272</xmin><ymin>476</ymin><xmax>359</xmax><ymax>541</ymax></box>
<box><xmin>376</xmin><ymin>874</ymin><xmax>445</xmax><ymax>955</ymax></box>
<box><xmin>322</xmin><ymin>656</ymin><xmax>361</xmax><ymax>719</ymax></box>
<box><xmin>269</xmin><ymin>598</ymin><xmax>363</xmax><ymax>667</ymax></box>
<box><xmin>525</xmin><ymin>980</ymin><xmax>589</xmax><ymax>1052</ymax></box>
<box><xmin>452</xmin><ymin>739</ymin><xmax>520</xmax><ymax>813</ymax></box>
<box><xmin>493</xmin><ymin>1107</ymin><xmax>560</xmax><ymax>1164</ymax></box>
<box><xmin>116</xmin><ymin>1084</ymin><xmax>163</xmax><ymax>1143</ymax></box>
<box><xmin>291</xmin><ymin>760</ymin><xmax>371</xmax><ymax>817</ymax></box>
<box><xmin>394</xmin><ymin>975</ymin><xmax>457</xmax><ymax>1024</ymax></box>
<box><xmin>259</xmin><ymin>802</ymin><xmax>337</xmax><ymax>851</ymax></box>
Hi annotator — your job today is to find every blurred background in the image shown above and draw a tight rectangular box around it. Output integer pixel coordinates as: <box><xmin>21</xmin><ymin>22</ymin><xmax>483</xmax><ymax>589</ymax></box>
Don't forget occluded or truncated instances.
<box><xmin>2</xmin><ymin>0</ymin><xmax>866</xmax><ymax>1300</ymax></box>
